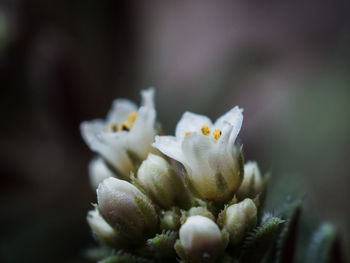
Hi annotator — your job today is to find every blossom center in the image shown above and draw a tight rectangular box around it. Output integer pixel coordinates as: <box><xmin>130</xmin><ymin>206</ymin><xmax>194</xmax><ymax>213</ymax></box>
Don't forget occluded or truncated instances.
<box><xmin>105</xmin><ymin>111</ymin><xmax>138</xmax><ymax>133</ymax></box>
<box><xmin>201</xmin><ymin>125</ymin><xmax>210</xmax><ymax>135</ymax></box>
<box><xmin>213</xmin><ymin>129</ymin><xmax>222</xmax><ymax>140</ymax></box>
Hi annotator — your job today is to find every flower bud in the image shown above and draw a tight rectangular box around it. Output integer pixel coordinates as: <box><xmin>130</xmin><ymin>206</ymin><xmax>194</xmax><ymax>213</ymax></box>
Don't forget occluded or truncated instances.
<box><xmin>137</xmin><ymin>153</ymin><xmax>190</xmax><ymax>209</ymax></box>
<box><xmin>87</xmin><ymin>206</ymin><xmax>123</xmax><ymax>247</ymax></box>
<box><xmin>177</xmin><ymin>216</ymin><xmax>225</xmax><ymax>262</ymax></box>
<box><xmin>181</xmin><ymin>207</ymin><xmax>215</xmax><ymax>223</ymax></box>
<box><xmin>223</xmin><ymin>198</ymin><xmax>257</xmax><ymax>246</ymax></box>
<box><xmin>160</xmin><ymin>209</ymin><xmax>181</xmax><ymax>230</ymax></box>
<box><xmin>88</xmin><ymin>157</ymin><xmax>114</xmax><ymax>189</ymax></box>
<box><xmin>97</xmin><ymin>177</ymin><xmax>158</xmax><ymax>243</ymax></box>
<box><xmin>236</xmin><ymin>161</ymin><xmax>263</xmax><ymax>200</ymax></box>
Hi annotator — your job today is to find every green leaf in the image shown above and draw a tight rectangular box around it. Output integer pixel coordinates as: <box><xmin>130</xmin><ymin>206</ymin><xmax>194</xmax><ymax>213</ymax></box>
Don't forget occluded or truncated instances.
<box><xmin>146</xmin><ymin>230</ymin><xmax>178</xmax><ymax>258</ymax></box>
<box><xmin>239</xmin><ymin>215</ymin><xmax>283</xmax><ymax>263</ymax></box>
<box><xmin>306</xmin><ymin>222</ymin><xmax>345</xmax><ymax>263</ymax></box>
<box><xmin>267</xmin><ymin>200</ymin><xmax>302</xmax><ymax>263</ymax></box>
<box><xmin>99</xmin><ymin>250</ymin><xmax>152</xmax><ymax>263</ymax></box>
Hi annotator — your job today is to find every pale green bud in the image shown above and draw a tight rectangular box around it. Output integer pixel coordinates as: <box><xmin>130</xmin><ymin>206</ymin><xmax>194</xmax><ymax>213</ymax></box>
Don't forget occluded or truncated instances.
<box><xmin>181</xmin><ymin>207</ymin><xmax>215</xmax><ymax>223</ymax></box>
<box><xmin>137</xmin><ymin>153</ymin><xmax>190</xmax><ymax>209</ymax></box>
<box><xmin>88</xmin><ymin>157</ymin><xmax>114</xmax><ymax>189</ymax></box>
<box><xmin>87</xmin><ymin>206</ymin><xmax>123</xmax><ymax>247</ymax></box>
<box><xmin>177</xmin><ymin>215</ymin><xmax>225</xmax><ymax>262</ymax></box>
<box><xmin>236</xmin><ymin>161</ymin><xmax>263</xmax><ymax>200</ymax></box>
<box><xmin>223</xmin><ymin>198</ymin><xmax>257</xmax><ymax>246</ymax></box>
<box><xmin>160</xmin><ymin>209</ymin><xmax>181</xmax><ymax>230</ymax></box>
<box><xmin>97</xmin><ymin>177</ymin><xmax>158</xmax><ymax>243</ymax></box>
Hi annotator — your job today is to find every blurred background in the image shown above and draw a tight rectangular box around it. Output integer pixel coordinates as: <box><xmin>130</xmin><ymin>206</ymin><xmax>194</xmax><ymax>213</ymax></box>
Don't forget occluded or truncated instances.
<box><xmin>1</xmin><ymin>0</ymin><xmax>349</xmax><ymax>262</ymax></box>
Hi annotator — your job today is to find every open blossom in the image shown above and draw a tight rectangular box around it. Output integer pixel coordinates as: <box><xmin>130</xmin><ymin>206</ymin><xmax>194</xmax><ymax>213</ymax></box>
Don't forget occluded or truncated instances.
<box><xmin>153</xmin><ymin>106</ymin><xmax>244</xmax><ymax>203</ymax></box>
<box><xmin>80</xmin><ymin>89</ymin><xmax>157</xmax><ymax>179</ymax></box>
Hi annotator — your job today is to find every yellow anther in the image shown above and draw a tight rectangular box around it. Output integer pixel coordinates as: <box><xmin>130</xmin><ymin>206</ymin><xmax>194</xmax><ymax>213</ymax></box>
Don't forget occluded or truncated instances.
<box><xmin>201</xmin><ymin>125</ymin><xmax>210</xmax><ymax>135</ymax></box>
<box><xmin>127</xmin><ymin>112</ymin><xmax>138</xmax><ymax>123</ymax></box>
<box><xmin>108</xmin><ymin>123</ymin><xmax>118</xmax><ymax>132</ymax></box>
<box><xmin>213</xmin><ymin>129</ymin><xmax>222</xmax><ymax>140</ymax></box>
<box><xmin>118</xmin><ymin>121</ymin><xmax>131</xmax><ymax>131</ymax></box>
<box><xmin>185</xmin><ymin>131</ymin><xmax>191</xmax><ymax>136</ymax></box>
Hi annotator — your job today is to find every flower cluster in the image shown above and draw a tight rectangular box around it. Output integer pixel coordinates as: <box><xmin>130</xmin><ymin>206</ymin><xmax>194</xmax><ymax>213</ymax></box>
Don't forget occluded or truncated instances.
<box><xmin>82</xmin><ymin>89</ymin><xmax>269</xmax><ymax>263</ymax></box>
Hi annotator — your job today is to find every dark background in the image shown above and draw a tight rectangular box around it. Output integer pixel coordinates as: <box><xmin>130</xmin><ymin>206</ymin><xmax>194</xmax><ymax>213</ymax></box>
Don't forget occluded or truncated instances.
<box><xmin>1</xmin><ymin>1</ymin><xmax>349</xmax><ymax>262</ymax></box>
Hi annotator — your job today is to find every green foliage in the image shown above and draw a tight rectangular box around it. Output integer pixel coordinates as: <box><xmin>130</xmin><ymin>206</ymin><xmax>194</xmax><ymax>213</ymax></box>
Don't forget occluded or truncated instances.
<box><xmin>99</xmin><ymin>250</ymin><xmax>152</xmax><ymax>263</ymax></box>
<box><xmin>146</xmin><ymin>230</ymin><xmax>178</xmax><ymax>259</ymax></box>
<box><xmin>239</xmin><ymin>215</ymin><xmax>283</xmax><ymax>263</ymax></box>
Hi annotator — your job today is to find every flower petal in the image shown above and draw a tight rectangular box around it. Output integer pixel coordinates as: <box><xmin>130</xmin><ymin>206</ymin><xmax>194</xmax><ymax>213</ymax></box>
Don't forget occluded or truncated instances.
<box><xmin>175</xmin><ymin>111</ymin><xmax>213</xmax><ymax>139</ymax></box>
<box><xmin>214</xmin><ymin>106</ymin><xmax>243</xmax><ymax>147</ymax></box>
<box><xmin>152</xmin><ymin>135</ymin><xmax>185</xmax><ymax>164</ymax></box>
<box><xmin>80</xmin><ymin>119</ymin><xmax>105</xmax><ymax>147</ymax></box>
<box><xmin>181</xmin><ymin>133</ymin><xmax>217</xmax><ymax>197</ymax></box>
<box><xmin>127</xmin><ymin>106</ymin><xmax>157</xmax><ymax>159</ymax></box>
<box><xmin>88</xmin><ymin>157</ymin><xmax>115</xmax><ymax>189</ymax></box>
<box><xmin>141</xmin><ymin>88</ymin><xmax>155</xmax><ymax>108</ymax></box>
<box><xmin>90</xmin><ymin>132</ymin><xmax>134</xmax><ymax>178</ymax></box>
<box><xmin>106</xmin><ymin>99</ymin><xmax>138</xmax><ymax>124</ymax></box>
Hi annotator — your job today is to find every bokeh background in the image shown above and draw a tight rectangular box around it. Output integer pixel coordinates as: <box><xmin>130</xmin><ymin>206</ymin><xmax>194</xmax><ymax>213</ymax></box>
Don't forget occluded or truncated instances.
<box><xmin>1</xmin><ymin>1</ymin><xmax>349</xmax><ymax>262</ymax></box>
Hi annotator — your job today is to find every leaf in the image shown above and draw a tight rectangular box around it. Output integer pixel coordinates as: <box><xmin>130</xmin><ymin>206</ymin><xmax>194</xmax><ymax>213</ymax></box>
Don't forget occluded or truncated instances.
<box><xmin>99</xmin><ymin>250</ymin><xmax>152</xmax><ymax>263</ymax></box>
<box><xmin>146</xmin><ymin>230</ymin><xmax>178</xmax><ymax>258</ymax></box>
<box><xmin>306</xmin><ymin>222</ymin><xmax>346</xmax><ymax>263</ymax></box>
<box><xmin>266</xmin><ymin>200</ymin><xmax>302</xmax><ymax>263</ymax></box>
<box><xmin>239</xmin><ymin>215</ymin><xmax>283</xmax><ymax>263</ymax></box>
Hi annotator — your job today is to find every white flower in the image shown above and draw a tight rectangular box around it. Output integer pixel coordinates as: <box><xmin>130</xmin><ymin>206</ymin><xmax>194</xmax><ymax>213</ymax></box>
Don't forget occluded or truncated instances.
<box><xmin>177</xmin><ymin>215</ymin><xmax>225</xmax><ymax>261</ymax></box>
<box><xmin>97</xmin><ymin>177</ymin><xmax>158</xmax><ymax>243</ymax></box>
<box><xmin>137</xmin><ymin>153</ymin><xmax>190</xmax><ymax>209</ymax></box>
<box><xmin>86</xmin><ymin>206</ymin><xmax>122</xmax><ymax>247</ymax></box>
<box><xmin>236</xmin><ymin>161</ymin><xmax>263</xmax><ymax>200</ymax></box>
<box><xmin>153</xmin><ymin>106</ymin><xmax>244</xmax><ymax>203</ymax></box>
<box><xmin>223</xmin><ymin>198</ymin><xmax>257</xmax><ymax>246</ymax></box>
<box><xmin>88</xmin><ymin>157</ymin><xmax>114</xmax><ymax>189</ymax></box>
<box><xmin>80</xmin><ymin>88</ymin><xmax>157</xmax><ymax>179</ymax></box>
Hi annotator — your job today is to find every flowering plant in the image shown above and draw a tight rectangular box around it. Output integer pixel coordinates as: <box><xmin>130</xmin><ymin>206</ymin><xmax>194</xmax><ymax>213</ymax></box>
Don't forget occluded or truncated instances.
<box><xmin>81</xmin><ymin>89</ymin><xmax>345</xmax><ymax>263</ymax></box>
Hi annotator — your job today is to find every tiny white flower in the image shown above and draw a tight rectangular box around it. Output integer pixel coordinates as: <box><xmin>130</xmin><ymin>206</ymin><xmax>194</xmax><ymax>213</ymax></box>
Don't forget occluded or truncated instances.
<box><xmin>87</xmin><ymin>206</ymin><xmax>122</xmax><ymax>247</ymax></box>
<box><xmin>80</xmin><ymin>88</ymin><xmax>157</xmax><ymax>179</ymax></box>
<box><xmin>223</xmin><ymin>198</ymin><xmax>257</xmax><ymax>246</ymax></box>
<box><xmin>137</xmin><ymin>153</ymin><xmax>190</xmax><ymax>209</ymax></box>
<box><xmin>177</xmin><ymin>215</ymin><xmax>225</xmax><ymax>262</ymax></box>
<box><xmin>97</xmin><ymin>177</ymin><xmax>158</xmax><ymax>243</ymax></box>
<box><xmin>153</xmin><ymin>106</ymin><xmax>244</xmax><ymax>203</ymax></box>
<box><xmin>88</xmin><ymin>157</ymin><xmax>114</xmax><ymax>189</ymax></box>
<box><xmin>237</xmin><ymin>161</ymin><xmax>263</xmax><ymax>200</ymax></box>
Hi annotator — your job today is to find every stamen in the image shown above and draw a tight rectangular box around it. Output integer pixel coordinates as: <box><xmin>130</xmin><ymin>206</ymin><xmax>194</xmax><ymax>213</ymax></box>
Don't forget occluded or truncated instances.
<box><xmin>127</xmin><ymin>112</ymin><xmax>138</xmax><ymax>123</ymax></box>
<box><xmin>118</xmin><ymin>122</ymin><xmax>131</xmax><ymax>131</ymax></box>
<box><xmin>108</xmin><ymin>123</ymin><xmax>118</xmax><ymax>132</ymax></box>
<box><xmin>185</xmin><ymin>131</ymin><xmax>191</xmax><ymax>136</ymax></box>
<box><xmin>201</xmin><ymin>125</ymin><xmax>210</xmax><ymax>135</ymax></box>
<box><xmin>213</xmin><ymin>129</ymin><xmax>222</xmax><ymax>140</ymax></box>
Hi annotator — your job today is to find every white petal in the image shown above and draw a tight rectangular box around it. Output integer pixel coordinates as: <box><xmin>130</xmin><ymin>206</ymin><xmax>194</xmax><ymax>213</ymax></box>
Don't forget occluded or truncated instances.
<box><xmin>209</xmin><ymin>122</ymin><xmax>234</xmax><ymax>173</ymax></box>
<box><xmin>106</xmin><ymin>99</ymin><xmax>138</xmax><ymax>124</ymax></box>
<box><xmin>152</xmin><ymin>135</ymin><xmax>185</xmax><ymax>164</ymax></box>
<box><xmin>141</xmin><ymin>88</ymin><xmax>155</xmax><ymax>108</ymax></box>
<box><xmin>181</xmin><ymin>133</ymin><xmax>216</xmax><ymax>196</ymax></box>
<box><xmin>175</xmin><ymin>111</ymin><xmax>213</xmax><ymax>139</ymax></box>
<box><xmin>88</xmin><ymin>157</ymin><xmax>114</xmax><ymax>189</ymax></box>
<box><xmin>127</xmin><ymin>106</ymin><xmax>157</xmax><ymax>159</ymax></box>
<box><xmin>80</xmin><ymin>119</ymin><xmax>105</xmax><ymax>147</ymax></box>
<box><xmin>90</xmin><ymin>132</ymin><xmax>134</xmax><ymax>177</ymax></box>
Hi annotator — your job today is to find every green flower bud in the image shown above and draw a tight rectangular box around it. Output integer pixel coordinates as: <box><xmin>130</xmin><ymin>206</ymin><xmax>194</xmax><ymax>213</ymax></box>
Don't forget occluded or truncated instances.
<box><xmin>97</xmin><ymin>177</ymin><xmax>158</xmax><ymax>243</ymax></box>
<box><xmin>236</xmin><ymin>161</ymin><xmax>263</xmax><ymax>200</ymax></box>
<box><xmin>137</xmin><ymin>153</ymin><xmax>190</xmax><ymax>209</ymax></box>
<box><xmin>177</xmin><ymin>215</ymin><xmax>225</xmax><ymax>262</ymax></box>
<box><xmin>87</xmin><ymin>206</ymin><xmax>123</xmax><ymax>247</ymax></box>
<box><xmin>222</xmin><ymin>198</ymin><xmax>257</xmax><ymax>246</ymax></box>
<box><xmin>181</xmin><ymin>207</ymin><xmax>215</xmax><ymax>223</ymax></box>
<box><xmin>160</xmin><ymin>209</ymin><xmax>181</xmax><ymax>230</ymax></box>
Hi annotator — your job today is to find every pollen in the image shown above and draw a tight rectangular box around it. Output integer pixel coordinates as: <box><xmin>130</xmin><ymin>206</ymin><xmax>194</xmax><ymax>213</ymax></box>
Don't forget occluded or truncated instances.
<box><xmin>213</xmin><ymin>129</ymin><xmax>222</xmax><ymax>140</ymax></box>
<box><xmin>127</xmin><ymin>112</ymin><xmax>138</xmax><ymax>123</ymax></box>
<box><xmin>118</xmin><ymin>122</ymin><xmax>131</xmax><ymax>131</ymax></box>
<box><xmin>201</xmin><ymin>125</ymin><xmax>210</xmax><ymax>135</ymax></box>
<box><xmin>185</xmin><ymin>131</ymin><xmax>191</xmax><ymax>136</ymax></box>
<box><xmin>108</xmin><ymin>123</ymin><xmax>118</xmax><ymax>132</ymax></box>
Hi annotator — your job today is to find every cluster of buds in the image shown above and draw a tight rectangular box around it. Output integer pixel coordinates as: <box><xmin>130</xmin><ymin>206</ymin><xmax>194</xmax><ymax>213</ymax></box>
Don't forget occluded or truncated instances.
<box><xmin>81</xmin><ymin>89</ymin><xmax>269</xmax><ymax>262</ymax></box>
